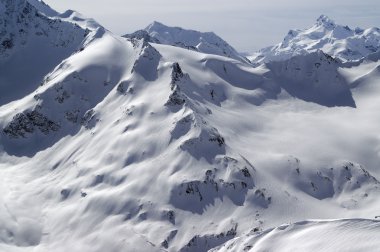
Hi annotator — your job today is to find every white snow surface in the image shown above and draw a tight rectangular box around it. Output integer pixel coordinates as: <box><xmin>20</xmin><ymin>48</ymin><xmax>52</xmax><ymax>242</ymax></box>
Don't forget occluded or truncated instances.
<box><xmin>1</xmin><ymin>1</ymin><xmax>380</xmax><ymax>252</ymax></box>
<box><xmin>250</xmin><ymin>15</ymin><xmax>380</xmax><ymax>64</ymax></box>
<box><xmin>211</xmin><ymin>219</ymin><xmax>380</xmax><ymax>252</ymax></box>
<box><xmin>124</xmin><ymin>21</ymin><xmax>250</xmax><ymax>64</ymax></box>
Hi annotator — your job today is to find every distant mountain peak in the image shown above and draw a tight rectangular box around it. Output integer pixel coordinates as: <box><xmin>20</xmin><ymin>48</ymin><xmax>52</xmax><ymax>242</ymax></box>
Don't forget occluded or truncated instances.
<box><xmin>250</xmin><ymin>15</ymin><xmax>380</xmax><ymax>64</ymax></box>
<box><xmin>123</xmin><ymin>29</ymin><xmax>160</xmax><ymax>44</ymax></box>
<box><xmin>316</xmin><ymin>15</ymin><xmax>336</xmax><ymax>29</ymax></box>
<box><xmin>124</xmin><ymin>21</ymin><xmax>250</xmax><ymax>63</ymax></box>
<box><xmin>146</xmin><ymin>20</ymin><xmax>166</xmax><ymax>29</ymax></box>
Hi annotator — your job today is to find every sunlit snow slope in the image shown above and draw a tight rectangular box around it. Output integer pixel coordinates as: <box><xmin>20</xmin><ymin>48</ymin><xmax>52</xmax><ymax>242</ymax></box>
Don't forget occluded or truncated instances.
<box><xmin>211</xmin><ymin>219</ymin><xmax>380</xmax><ymax>252</ymax></box>
<box><xmin>250</xmin><ymin>15</ymin><xmax>380</xmax><ymax>65</ymax></box>
<box><xmin>1</xmin><ymin>1</ymin><xmax>380</xmax><ymax>252</ymax></box>
<box><xmin>124</xmin><ymin>21</ymin><xmax>250</xmax><ymax>64</ymax></box>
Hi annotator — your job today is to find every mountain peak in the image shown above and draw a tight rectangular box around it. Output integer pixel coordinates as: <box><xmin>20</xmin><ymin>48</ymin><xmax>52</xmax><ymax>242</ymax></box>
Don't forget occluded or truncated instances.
<box><xmin>151</xmin><ymin>20</ymin><xmax>165</xmax><ymax>27</ymax></box>
<box><xmin>126</xmin><ymin>21</ymin><xmax>251</xmax><ymax>63</ymax></box>
<box><xmin>251</xmin><ymin>15</ymin><xmax>380</xmax><ymax>64</ymax></box>
<box><xmin>27</xmin><ymin>0</ymin><xmax>58</xmax><ymax>16</ymax></box>
<box><xmin>0</xmin><ymin>0</ymin><xmax>57</xmax><ymax>17</ymax></box>
<box><xmin>145</xmin><ymin>21</ymin><xmax>170</xmax><ymax>31</ymax></box>
<box><xmin>316</xmin><ymin>15</ymin><xmax>336</xmax><ymax>29</ymax></box>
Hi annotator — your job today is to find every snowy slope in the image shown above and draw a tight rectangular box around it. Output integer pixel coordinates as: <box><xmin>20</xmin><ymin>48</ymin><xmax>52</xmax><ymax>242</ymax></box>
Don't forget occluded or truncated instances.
<box><xmin>0</xmin><ymin>0</ymin><xmax>91</xmax><ymax>106</ymax></box>
<box><xmin>250</xmin><ymin>15</ymin><xmax>380</xmax><ymax>64</ymax></box>
<box><xmin>1</xmin><ymin>2</ymin><xmax>380</xmax><ymax>252</ymax></box>
<box><xmin>266</xmin><ymin>50</ymin><xmax>355</xmax><ymax>107</ymax></box>
<box><xmin>1</xmin><ymin>47</ymin><xmax>380</xmax><ymax>251</ymax></box>
<box><xmin>124</xmin><ymin>21</ymin><xmax>251</xmax><ymax>64</ymax></box>
<box><xmin>211</xmin><ymin>219</ymin><xmax>380</xmax><ymax>252</ymax></box>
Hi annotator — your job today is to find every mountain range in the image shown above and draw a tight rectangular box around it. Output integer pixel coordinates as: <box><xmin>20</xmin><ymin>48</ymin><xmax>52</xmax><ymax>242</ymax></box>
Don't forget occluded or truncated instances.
<box><xmin>1</xmin><ymin>1</ymin><xmax>380</xmax><ymax>252</ymax></box>
<box><xmin>250</xmin><ymin>15</ymin><xmax>380</xmax><ymax>65</ymax></box>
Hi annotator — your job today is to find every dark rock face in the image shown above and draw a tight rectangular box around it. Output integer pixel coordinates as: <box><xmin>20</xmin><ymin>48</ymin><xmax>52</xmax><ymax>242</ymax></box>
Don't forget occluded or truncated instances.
<box><xmin>165</xmin><ymin>90</ymin><xmax>186</xmax><ymax>106</ymax></box>
<box><xmin>1</xmin><ymin>39</ymin><xmax>14</xmax><ymax>49</ymax></box>
<box><xmin>165</xmin><ymin>62</ymin><xmax>188</xmax><ymax>107</ymax></box>
<box><xmin>122</xmin><ymin>30</ymin><xmax>160</xmax><ymax>44</ymax></box>
<box><xmin>0</xmin><ymin>0</ymin><xmax>85</xmax><ymax>56</ymax></box>
<box><xmin>3</xmin><ymin>111</ymin><xmax>60</xmax><ymax>138</ymax></box>
<box><xmin>181</xmin><ymin>224</ymin><xmax>238</xmax><ymax>252</ymax></box>
<box><xmin>209</xmin><ymin>133</ymin><xmax>225</xmax><ymax>147</ymax></box>
<box><xmin>170</xmin><ymin>156</ymin><xmax>256</xmax><ymax>214</ymax></box>
<box><xmin>171</xmin><ymin>62</ymin><xmax>184</xmax><ymax>86</ymax></box>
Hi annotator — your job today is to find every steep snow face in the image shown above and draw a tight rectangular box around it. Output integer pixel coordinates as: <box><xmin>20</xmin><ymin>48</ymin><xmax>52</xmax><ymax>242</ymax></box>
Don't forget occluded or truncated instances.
<box><xmin>124</xmin><ymin>21</ymin><xmax>250</xmax><ymax>64</ymax></box>
<box><xmin>251</xmin><ymin>15</ymin><xmax>380</xmax><ymax>64</ymax></box>
<box><xmin>211</xmin><ymin>219</ymin><xmax>380</xmax><ymax>252</ymax></box>
<box><xmin>267</xmin><ymin>50</ymin><xmax>355</xmax><ymax>107</ymax></box>
<box><xmin>0</xmin><ymin>0</ymin><xmax>89</xmax><ymax>106</ymax></box>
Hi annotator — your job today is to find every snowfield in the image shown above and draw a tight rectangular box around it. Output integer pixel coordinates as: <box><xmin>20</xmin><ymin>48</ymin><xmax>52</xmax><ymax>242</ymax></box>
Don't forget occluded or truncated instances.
<box><xmin>0</xmin><ymin>1</ymin><xmax>380</xmax><ymax>251</ymax></box>
<box><xmin>211</xmin><ymin>219</ymin><xmax>380</xmax><ymax>252</ymax></box>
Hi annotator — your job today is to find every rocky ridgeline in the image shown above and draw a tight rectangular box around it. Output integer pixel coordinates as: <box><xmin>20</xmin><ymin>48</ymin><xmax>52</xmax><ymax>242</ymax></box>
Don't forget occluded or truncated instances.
<box><xmin>123</xmin><ymin>29</ymin><xmax>160</xmax><ymax>44</ymax></box>
<box><xmin>164</xmin><ymin>62</ymin><xmax>190</xmax><ymax>107</ymax></box>
<box><xmin>0</xmin><ymin>0</ymin><xmax>88</xmax><ymax>59</ymax></box>
<box><xmin>286</xmin><ymin>157</ymin><xmax>379</xmax><ymax>201</ymax></box>
<box><xmin>252</xmin><ymin>15</ymin><xmax>380</xmax><ymax>64</ymax></box>
<box><xmin>130</xmin><ymin>38</ymin><xmax>162</xmax><ymax>81</ymax></box>
<box><xmin>180</xmin><ymin>224</ymin><xmax>238</xmax><ymax>252</ymax></box>
<box><xmin>164</xmin><ymin>63</ymin><xmax>260</xmax><ymax>218</ymax></box>
<box><xmin>124</xmin><ymin>21</ymin><xmax>251</xmax><ymax>63</ymax></box>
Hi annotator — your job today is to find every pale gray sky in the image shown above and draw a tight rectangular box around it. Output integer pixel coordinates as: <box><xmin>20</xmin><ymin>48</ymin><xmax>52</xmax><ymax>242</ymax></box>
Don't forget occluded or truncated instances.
<box><xmin>43</xmin><ymin>0</ymin><xmax>380</xmax><ymax>52</ymax></box>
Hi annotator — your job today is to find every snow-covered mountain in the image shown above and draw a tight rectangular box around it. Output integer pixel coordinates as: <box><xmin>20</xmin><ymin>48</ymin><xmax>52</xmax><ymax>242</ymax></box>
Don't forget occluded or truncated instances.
<box><xmin>124</xmin><ymin>21</ymin><xmax>251</xmax><ymax>64</ymax></box>
<box><xmin>0</xmin><ymin>0</ymin><xmax>91</xmax><ymax>106</ymax></box>
<box><xmin>250</xmin><ymin>15</ymin><xmax>380</xmax><ymax>65</ymax></box>
<box><xmin>1</xmin><ymin>1</ymin><xmax>380</xmax><ymax>252</ymax></box>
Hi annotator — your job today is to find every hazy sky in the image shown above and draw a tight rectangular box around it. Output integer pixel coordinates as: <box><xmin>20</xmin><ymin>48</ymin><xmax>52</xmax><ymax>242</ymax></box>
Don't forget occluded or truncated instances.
<box><xmin>43</xmin><ymin>0</ymin><xmax>380</xmax><ymax>52</ymax></box>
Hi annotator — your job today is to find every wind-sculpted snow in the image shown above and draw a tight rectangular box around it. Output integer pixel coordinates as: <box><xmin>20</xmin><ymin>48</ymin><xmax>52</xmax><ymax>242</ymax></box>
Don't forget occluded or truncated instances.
<box><xmin>251</xmin><ymin>15</ymin><xmax>380</xmax><ymax>65</ymax></box>
<box><xmin>163</xmin><ymin>63</ymin><xmax>257</xmax><ymax>215</ymax></box>
<box><xmin>1</xmin><ymin>2</ymin><xmax>380</xmax><ymax>252</ymax></box>
<box><xmin>211</xmin><ymin>219</ymin><xmax>380</xmax><ymax>252</ymax></box>
<box><xmin>350</xmin><ymin>64</ymin><xmax>380</xmax><ymax>89</ymax></box>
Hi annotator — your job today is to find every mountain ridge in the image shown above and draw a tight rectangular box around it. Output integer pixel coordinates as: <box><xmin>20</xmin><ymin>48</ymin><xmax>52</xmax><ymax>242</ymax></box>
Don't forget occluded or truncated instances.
<box><xmin>250</xmin><ymin>15</ymin><xmax>380</xmax><ymax>65</ymax></box>
<box><xmin>124</xmin><ymin>21</ymin><xmax>251</xmax><ymax>64</ymax></box>
<box><xmin>1</xmin><ymin>2</ymin><xmax>380</xmax><ymax>252</ymax></box>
